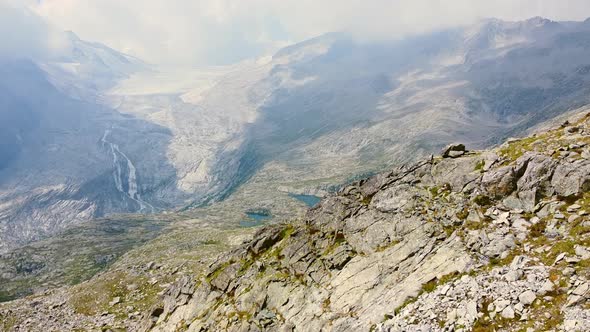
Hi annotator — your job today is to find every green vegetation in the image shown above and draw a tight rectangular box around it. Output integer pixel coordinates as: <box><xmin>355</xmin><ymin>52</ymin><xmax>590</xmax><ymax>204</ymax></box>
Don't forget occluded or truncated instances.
<box><xmin>280</xmin><ymin>224</ymin><xmax>296</xmax><ymax>240</ymax></box>
<box><xmin>499</xmin><ymin>136</ymin><xmax>540</xmax><ymax>162</ymax></box>
<box><xmin>206</xmin><ymin>261</ymin><xmax>233</xmax><ymax>283</ymax></box>
<box><xmin>529</xmin><ymin>218</ymin><xmax>548</xmax><ymax>238</ymax></box>
<box><xmin>393</xmin><ymin>271</ymin><xmax>466</xmax><ymax>319</ymax></box>
<box><xmin>474</xmin><ymin>159</ymin><xmax>485</xmax><ymax>172</ymax></box>
<box><xmin>421</xmin><ymin>279</ymin><xmax>438</xmax><ymax>293</ymax></box>
<box><xmin>472</xmin><ymin>194</ymin><xmax>493</xmax><ymax>207</ymax></box>
<box><xmin>456</xmin><ymin>208</ymin><xmax>470</xmax><ymax>221</ymax></box>
<box><xmin>0</xmin><ymin>312</ymin><xmax>18</xmax><ymax>331</ymax></box>
<box><xmin>394</xmin><ymin>296</ymin><xmax>419</xmax><ymax>316</ymax></box>
<box><xmin>69</xmin><ymin>270</ymin><xmax>161</xmax><ymax>318</ymax></box>
<box><xmin>323</xmin><ymin>232</ymin><xmax>348</xmax><ymax>255</ymax></box>
<box><xmin>429</xmin><ymin>186</ymin><xmax>440</xmax><ymax>197</ymax></box>
<box><xmin>471</xmin><ymin>298</ymin><xmax>494</xmax><ymax>332</ymax></box>
<box><xmin>375</xmin><ymin>240</ymin><xmax>400</xmax><ymax>252</ymax></box>
<box><xmin>360</xmin><ymin>195</ymin><xmax>373</xmax><ymax>206</ymax></box>
<box><xmin>0</xmin><ymin>217</ymin><xmax>171</xmax><ymax>303</ymax></box>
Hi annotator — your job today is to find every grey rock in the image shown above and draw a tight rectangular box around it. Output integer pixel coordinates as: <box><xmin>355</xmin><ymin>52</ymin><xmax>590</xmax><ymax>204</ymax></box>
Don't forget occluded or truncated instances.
<box><xmin>495</xmin><ymin>299</ymin><xmax>510</xmax><ymax>312</ymax></box>
<box><xmin>518</xmin><ymin>290</ymin><xmax>536</xmax><ymax>306</ymax></box>
<box><xmin>109</xmin><ymin>297</ymin><xmax>121</xmax><ymax>306</ymax></box>
<box><xmin>482</xmin><ymin>166</ymin><xmax>518</xmax><ymax>197</ymax></box>
<box><xmin>566</xmin><ymin>295</ymin><xmax>585</xmax><ymax>307</ymax></box>
<box><xmin>551</xmin><ymin>161</ymin><xmax>590</xmax><ymax>197</ymax></box>
<box><xmin>575</xmin><ymin>246</ymin><xmax>590</xmax><ymax>260</ymax></box>
<box><xmin>448</xmin><ymin>150</ymin><xmax>465</xmax><ymax>158</ymax></box>
<box><xmin>538</xmin><ymin>280</ymin><xmax>555</xmax><ymax>295</ymax></box>
<box><xmin>572</xmin><ymin>283</ymin><xmax>589</xmax><ymax>297</ymax></box>
<box><xmin>567</xmin><ymin>204</ymin><xmax>582</xmax><ymax>212</ymax></box>
<box><xmin>441</xmin><ymin>144</ymin><xmax>466</xmax><ymax>158</ymax></box>
<box><xmin>554</xmin><ymin>252</ymin><xmax>567</xmax><ymax>264</ymax></box>
<box><xmin>501</xmin><ymin>306</ymin><xmax>515</xmax><ymax>319</ymax></box>
<box><xmin>505</xmin><ymin>270</ymin><xmax>523</xmax><ymax>282</ymax></box>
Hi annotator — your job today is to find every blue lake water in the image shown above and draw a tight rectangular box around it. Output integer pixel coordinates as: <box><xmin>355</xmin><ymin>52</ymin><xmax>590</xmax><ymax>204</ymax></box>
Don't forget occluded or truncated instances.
<box><xmin>240</xmin><ymin>212</ymin><xmax>271</xmax><ymax>227</ymax></box>
<box><xmin>290</xmin><ymin>194</ymin><xmax>322</xmax><ymax>207</ymax></box>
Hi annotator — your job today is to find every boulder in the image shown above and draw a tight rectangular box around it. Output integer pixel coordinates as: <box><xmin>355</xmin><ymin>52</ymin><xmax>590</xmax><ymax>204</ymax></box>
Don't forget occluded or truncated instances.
<box><xmin>518</xmin><ymin>290</ymin><xmax>536</xmax><ymax>306</ymax></box>
<box><xmin>501</xmin><ymin>306</ymin><xmax>515</xmax><ymax>319</ymax></box>
<box><xmin>551</xmin><ymin>161</ymin><xmax>590</xmax><ymax>197</ymax></box>
<box><xmin>441</xmin><ymin>144</ymin><xmax>467</xmax><ymax>158</ymax></box>
<box><xmin>482</xmin><ymin>166</ymin><xmax>518</xmax><ymax>197</ymax></box>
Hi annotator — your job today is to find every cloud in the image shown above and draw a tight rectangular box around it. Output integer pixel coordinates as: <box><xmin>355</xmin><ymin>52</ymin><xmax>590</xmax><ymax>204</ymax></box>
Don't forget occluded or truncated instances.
<box><xmin>0</xmin><ymin>0</ymin><xmax>69</xmax><ymax>60</ymax></box>
<box><xmin>31</xmin><ymin>0</ymin><xmax>590</xmax><ymax>66</ymax></box>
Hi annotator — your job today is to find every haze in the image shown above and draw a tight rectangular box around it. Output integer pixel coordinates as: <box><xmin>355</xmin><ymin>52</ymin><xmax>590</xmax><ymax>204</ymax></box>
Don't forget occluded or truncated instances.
<box><xmin>3</xmin><ymin>0</ymin><xmax>590</xmax><ymax>66</ymax></box>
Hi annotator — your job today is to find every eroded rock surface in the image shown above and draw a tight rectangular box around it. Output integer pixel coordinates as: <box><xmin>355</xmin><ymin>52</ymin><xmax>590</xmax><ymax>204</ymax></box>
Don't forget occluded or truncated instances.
<box><xmin>143</xmin><ymin>115</ymin><xmax>590</xmax><ymax>331</ymax></box>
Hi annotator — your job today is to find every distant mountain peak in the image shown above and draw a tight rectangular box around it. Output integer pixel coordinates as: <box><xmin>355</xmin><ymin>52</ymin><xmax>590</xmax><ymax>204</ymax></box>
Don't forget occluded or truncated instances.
<box><xmin>525</xmin><ymin>16</ymin><xmax>553</xmax><ymax>26</ymax></box>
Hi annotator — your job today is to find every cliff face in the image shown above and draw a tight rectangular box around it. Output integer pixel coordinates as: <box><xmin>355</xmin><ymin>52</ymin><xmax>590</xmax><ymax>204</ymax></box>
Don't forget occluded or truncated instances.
<box><xmin>147</xmin><ymin>113</ymin><xmax>590</xmax><ymax>332</ymax></box>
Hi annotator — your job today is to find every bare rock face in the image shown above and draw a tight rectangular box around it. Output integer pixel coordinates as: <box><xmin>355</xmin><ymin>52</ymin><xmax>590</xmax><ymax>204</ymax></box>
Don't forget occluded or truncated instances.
<box><xmin>482</xmin><ymin>166</ymin><xmax>518</xmax><ymax>197</ymax></box>
<box><xmin>141</xmin><ymin>113</ymin><xmax>590</xmax><ymax>332</ymax></box>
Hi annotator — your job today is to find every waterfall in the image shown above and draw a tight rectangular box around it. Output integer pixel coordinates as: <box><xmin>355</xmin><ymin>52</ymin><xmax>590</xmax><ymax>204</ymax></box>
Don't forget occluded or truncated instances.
<box><xmin>101</xmin><ymin>129</ymin><xmax>155</xmax><ymax>213</ymax></box>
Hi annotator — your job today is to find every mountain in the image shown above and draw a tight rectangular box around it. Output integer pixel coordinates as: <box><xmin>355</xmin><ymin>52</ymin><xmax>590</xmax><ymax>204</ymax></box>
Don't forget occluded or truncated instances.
<box><xmin>42</xmin><ymin>31</ymin><xmax>147</xmax><ymax>97</ymax></box>
<box><xmin>0</xmin><ymin>35</ymin><xmax>177</xmax><ymax>252</ymax></box>
<box><xmin>3</xmin><ymin>102</ymin><xmax>590</xmax><ymax>331</ymax></box>
<box><xmin>110</xmin><ymin>15</ymin><xmax>590</xmax><ymax>216</ymax></box>
<box><xmin>3</xmin><ymin>15</ymin><xmax>590</xmax><ymax>280</ymax></box>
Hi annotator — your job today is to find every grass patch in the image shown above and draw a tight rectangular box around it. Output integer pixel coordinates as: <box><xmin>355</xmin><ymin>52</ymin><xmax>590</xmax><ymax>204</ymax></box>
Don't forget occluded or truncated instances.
<box><xmin>206</xmin><ymin>261</ymin><xmax>232</xmax><ymax>283</ymax></box>
<box><xmin>422</xmin><ymin>279</ymin><xmax>438</xmax><ymax>293</ymax></box>
<box><xmin>474</xmin><ymin>160</ymin><xmax>485</xmax><ymax>172</ymax></box>
<box><xmin>201</xmin><ymin>239</ymin><xmax>222</xmax><ymax>245</ymax></box>
<box><xmin>549</xmin><ymin>241</ymin><xmax>576</xmax><ymax>258</ymax></box>
<box><xmin>429</xmin><ymin>186</ymin><xmax>440</xmax><ymax>197</ymax></box>
<box><xmin>456</xmin><ymin>208</ymin><xmax>470</xmax><ymax>221</ymax></box>
<box><xmin>394</xmin><ymin>296</ymin><xmax>418</xmax><ymax>315</ymax></box>
<box><xmin>69</xmin><ymin>270</ymin><xmax>162</xmax><ymax>318</ymax></box>
<box><xmin>530</xmin><ymin>219</ymin><xmax>548</xmax><ymax>238</ymax></box>
<box><xmin>499</xmin><ymin>136</ymin><xmax>540</xmax><ymax>162</ymax></box>
<box><xmin>473</xmin><ymin>195</ymin><xmax>493</xmax><ymax>207</ymax></box>
<box><xmin>279</xmin><ymin>224</ymin><xmax>295</xmax><ymax>240</ymax></box>
<box><xmin>360</xmin><ymin>195</ymin><xmax>373</xmax><ymax>206</ymax></box>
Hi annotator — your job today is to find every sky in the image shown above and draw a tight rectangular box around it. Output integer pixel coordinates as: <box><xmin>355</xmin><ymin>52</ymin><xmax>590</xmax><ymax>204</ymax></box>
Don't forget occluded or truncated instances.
<box><xmin>3</xmin><ymin>0</ymin><xmax>590</xmax><ymax>66</ymax></box>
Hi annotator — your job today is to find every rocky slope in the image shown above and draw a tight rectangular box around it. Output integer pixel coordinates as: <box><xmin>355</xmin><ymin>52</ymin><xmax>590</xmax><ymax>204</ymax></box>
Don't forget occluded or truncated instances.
<box><xmin>4</xmin><ymin>109</ymin><xmax>590</xmax><ymax>331</ymax></box>
<box><xmin>144</xmin><ymin>112</ymin><xmax>590</xmax><ymax>332</ymax></box>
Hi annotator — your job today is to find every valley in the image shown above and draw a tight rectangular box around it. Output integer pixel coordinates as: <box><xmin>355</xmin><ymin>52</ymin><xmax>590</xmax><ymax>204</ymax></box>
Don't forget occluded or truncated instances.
<box><xmin>3</xmin><ymin>14</ymin><xmax>590</xmax><ymax>331</ymax></box>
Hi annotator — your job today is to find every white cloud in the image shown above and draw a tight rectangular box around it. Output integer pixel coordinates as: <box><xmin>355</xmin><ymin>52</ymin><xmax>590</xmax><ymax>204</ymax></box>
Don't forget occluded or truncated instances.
<box><xmin>28</xmin><ymin>0</ymin><xmax>590</xmax><ymax>66</ymax></box>
<box><xmin>0</xmin><ymin>0</ymin><xmax>69</xmax><ymax>60</ymax></box>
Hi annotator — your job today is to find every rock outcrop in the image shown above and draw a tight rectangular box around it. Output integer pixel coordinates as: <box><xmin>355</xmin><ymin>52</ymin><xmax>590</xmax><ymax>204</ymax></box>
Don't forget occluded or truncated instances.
<box><xmin>142</xmin><ymin>114</ymin><xmax>590</xmax><ymax>332</ymax></box>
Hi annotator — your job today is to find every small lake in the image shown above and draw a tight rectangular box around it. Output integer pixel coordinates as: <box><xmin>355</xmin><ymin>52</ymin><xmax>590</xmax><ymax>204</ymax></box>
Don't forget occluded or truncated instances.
<box><xmin>290</xmin><ymin>194</ymin><xmax>322</xmax><ymax>207</ymax></box>
<box><xmin>240</xmin><ymin>211</ymin><xmax>271</xmax><ymax>228</ymax></box>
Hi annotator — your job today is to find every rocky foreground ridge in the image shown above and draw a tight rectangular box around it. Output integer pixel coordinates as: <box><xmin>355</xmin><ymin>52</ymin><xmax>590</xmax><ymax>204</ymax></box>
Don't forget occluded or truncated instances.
<box><xmin>4</xmin><ymin>112</ymin><xmax>590</xmax><ymax>331</ymax></box>
<box><xmin>147</xmin><ymin>113</ymin><xmax>590</xmax><ymax>332</ymax></box>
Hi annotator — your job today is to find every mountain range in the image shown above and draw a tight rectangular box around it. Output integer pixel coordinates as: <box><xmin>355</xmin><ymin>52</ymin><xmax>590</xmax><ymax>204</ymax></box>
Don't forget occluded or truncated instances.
<box><xmin>2</xmin><ymin>15</ymin><xmax>590</xmax><ymax>313</ymax></box>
